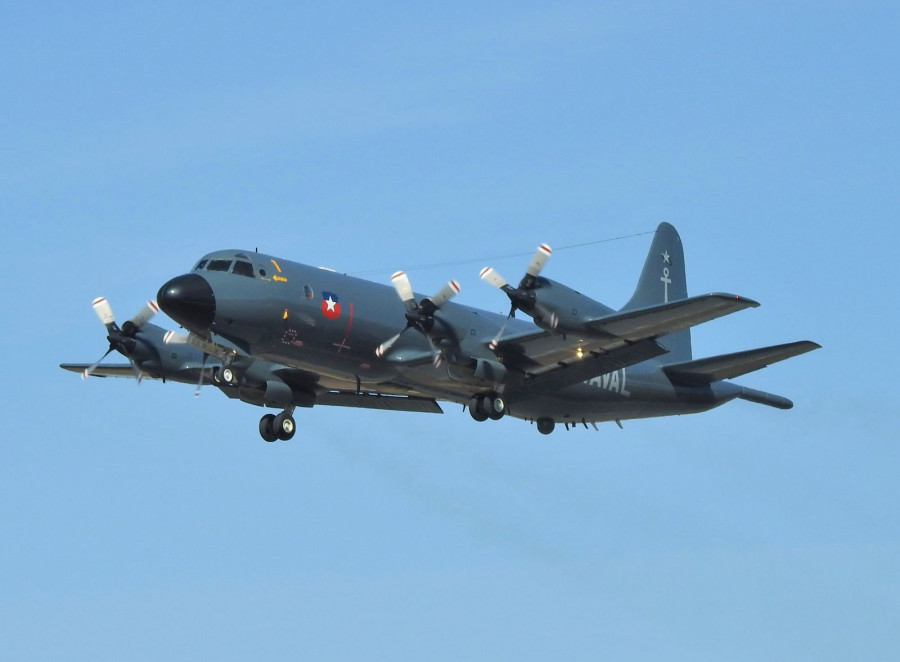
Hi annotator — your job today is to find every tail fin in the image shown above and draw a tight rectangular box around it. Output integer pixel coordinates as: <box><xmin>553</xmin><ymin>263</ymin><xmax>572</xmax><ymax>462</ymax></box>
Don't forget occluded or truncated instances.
<box><xmin>621</xmin><ymin>222</ymin><xmax>691</xmax><ymax>363</ymax></box>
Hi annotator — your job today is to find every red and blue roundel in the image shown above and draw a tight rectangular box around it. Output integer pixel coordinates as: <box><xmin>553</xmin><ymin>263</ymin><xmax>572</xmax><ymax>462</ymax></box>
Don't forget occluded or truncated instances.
<box><xmin>321</xmin><ymin>291</ymin><xmax>341</xmax><ymax>320</ymax></box>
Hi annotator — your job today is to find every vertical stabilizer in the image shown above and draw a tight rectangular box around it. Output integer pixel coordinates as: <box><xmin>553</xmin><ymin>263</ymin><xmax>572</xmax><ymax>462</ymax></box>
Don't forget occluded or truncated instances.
<box><xmin>622</xmin><ymin>222</ymin><xmax>691</xmax><ymax>362</ymax></box>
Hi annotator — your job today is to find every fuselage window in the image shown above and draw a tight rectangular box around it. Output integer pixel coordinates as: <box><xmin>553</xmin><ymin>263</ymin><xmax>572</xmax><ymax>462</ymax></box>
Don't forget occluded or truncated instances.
<box><xmin>304</xmin><ymin>284</ymin><xmax>314</xmax><ymax>300</ymax></box>
<box><xmin>258</xmin><ymin>269</ymin><xmax>267</xmax><ymax>278</ymax></box>
<box><xmin>194</xmin><ymin>259</ymin><xmax>208</xmax><ymax>271</ymax></box>
<box><xmin>207</xmin><ymin>259</ymin><xmax>233</xmax><ymax>272</ymax></box>
<box><xmin>232</xmin><ymin>260</ymin><xmax>255</xmax><ymax>278</ymax></box>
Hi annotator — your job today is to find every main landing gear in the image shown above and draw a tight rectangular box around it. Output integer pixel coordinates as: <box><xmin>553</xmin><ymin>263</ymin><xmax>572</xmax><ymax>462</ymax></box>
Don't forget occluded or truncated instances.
<box><xmin>468</xmin><ymin>392</ymin><xmax>506</xmax><ymax>422</ymax></box>
<box><xmin>259</xmin><ymin>409</ymin><xmax>296</xmax><ymax>442</ymax></box>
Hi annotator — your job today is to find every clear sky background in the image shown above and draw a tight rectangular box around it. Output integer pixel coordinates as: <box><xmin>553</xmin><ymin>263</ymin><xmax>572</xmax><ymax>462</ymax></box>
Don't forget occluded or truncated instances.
<box><xmin>2</xmin><ymin>2</ymin><xmax>898</xmax><ymax>660</ymax></box>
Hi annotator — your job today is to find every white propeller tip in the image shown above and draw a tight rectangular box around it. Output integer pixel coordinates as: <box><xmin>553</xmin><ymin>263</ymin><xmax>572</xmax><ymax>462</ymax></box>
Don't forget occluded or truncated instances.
<box><xmin>538</xmin><ymin>243</ymin><xmax>552</xmax><ymax>256</ymax></box>
<box><xmin>92</xmin><ymin>297</ymin><xmax>115</xmax><ymax>325</ymax></box>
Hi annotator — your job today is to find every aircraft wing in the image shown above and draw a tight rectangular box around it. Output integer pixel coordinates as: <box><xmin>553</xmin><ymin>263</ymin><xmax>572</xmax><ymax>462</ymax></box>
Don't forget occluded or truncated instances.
<box><xmin>316</xmin><ymin>391</ymin><xmax>443</xmax><ymax>413</ymax></box>
<box><xmin>584</xmin><ymin>293</ymin><xmax>759</xmax><ymax>341</ymax></box>
<box><xmin>502</xmin><ymin>339</ymin><xmax>667</xmax><ymax>401</ymax></box>
<box><xmin>60</xmin><ymin>363</ymin><xmax>153</xmax><ymax>379</ymax></box>
<box><xmin>495</xmin><ymin>293</ymin><xmax>758</xmax><ymax>377</ymax></box>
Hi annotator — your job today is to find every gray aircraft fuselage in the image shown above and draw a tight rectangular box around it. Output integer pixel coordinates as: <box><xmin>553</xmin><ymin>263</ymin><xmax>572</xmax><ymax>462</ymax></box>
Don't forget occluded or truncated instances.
<box><xmin>158</xmin><ymin>249</ymin><xmax>742</xmax><ymax>427</ymax></box>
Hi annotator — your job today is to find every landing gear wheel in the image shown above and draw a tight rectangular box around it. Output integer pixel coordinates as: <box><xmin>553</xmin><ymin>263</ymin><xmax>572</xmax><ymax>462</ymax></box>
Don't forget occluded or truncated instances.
<box><xmin>222</xmin><ymin>367</ymin><xmax>239</xmax><ymax>386</ymax></box>
<box><xmin>273</xmin><ymin>412</ymin><xmax>296</xmax><ymax>441</ymax></box>
<box><xmin>486</xmin><ymin>394</ymin><xmax>506</xmax><ymax>421</ymax></box>
<box><xmin>259</xmin><ymin>414</ymin><xmax>278</xmax><ymax>442</ymax></box>
<box><xmin>537</xmin><ymin>417</ymin><xmax>555</xmax><ymax>435</ymax></box>
<box><xmin>469</xmin><ymin>396</ymin><xmax>488</xmax><ymax>422</ymax></box>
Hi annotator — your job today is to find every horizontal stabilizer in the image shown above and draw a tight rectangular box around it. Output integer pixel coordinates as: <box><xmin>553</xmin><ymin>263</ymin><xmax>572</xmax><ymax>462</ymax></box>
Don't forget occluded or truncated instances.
<box><xmin>590</xmin><ymin>294</ymin><xmax>759</xmax><ymax>343</ymax></box>
<box><xmin>663</xmin><ymin>340</ymin><xmax>821</xmax><ymax>385</ymax></box>
<box><xmin>738</xmin><ymin>387</ymin><xmax>793</xmax><ymax>410</ymax></box>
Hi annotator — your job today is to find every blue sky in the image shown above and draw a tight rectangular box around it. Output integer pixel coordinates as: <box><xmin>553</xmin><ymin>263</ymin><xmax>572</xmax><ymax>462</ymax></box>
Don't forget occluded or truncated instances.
<box><xmin>2</xmin><ymin>2</ymin><xmax>898</xmax><ymax>659</ymax></box>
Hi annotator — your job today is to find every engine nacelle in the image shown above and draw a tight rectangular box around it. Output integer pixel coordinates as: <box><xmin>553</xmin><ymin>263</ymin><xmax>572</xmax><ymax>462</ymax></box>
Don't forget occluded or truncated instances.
<box><xmin>237</xmin><ymin>378</ymin><xmax>315</xmax><ymax>408</ymax></box>
<box><xmin>527</xmin><ymin>278</ymin><xmax>615</xmax><ymax>337</ymax></box>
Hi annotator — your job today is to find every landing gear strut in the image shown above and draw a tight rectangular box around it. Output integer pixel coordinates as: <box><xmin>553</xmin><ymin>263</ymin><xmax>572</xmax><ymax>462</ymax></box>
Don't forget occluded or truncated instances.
<box><xmin>259</xmin><ymin>409</ymin><xmax>296</xmax><ymax>441</ymax></box>
<box><xmin>468</xmin><ymin>393</ymin><xmax>506</xmax><ymax>422</ymax></box>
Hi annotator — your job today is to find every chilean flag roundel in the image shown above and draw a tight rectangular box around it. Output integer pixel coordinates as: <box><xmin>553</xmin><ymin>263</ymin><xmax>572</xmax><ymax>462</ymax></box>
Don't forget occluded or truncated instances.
<box><xmin>321</xmin><ymin>291</ymin><xmax>341</xmax><ymax>320</ymax></box>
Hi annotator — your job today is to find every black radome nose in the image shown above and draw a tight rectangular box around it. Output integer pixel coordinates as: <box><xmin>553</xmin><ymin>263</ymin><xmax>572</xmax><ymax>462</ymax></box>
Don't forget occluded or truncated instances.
<box><xmin>157</xmin><ymin>274</ymin><xmax>216</xmax><ymax>331</ymax></box>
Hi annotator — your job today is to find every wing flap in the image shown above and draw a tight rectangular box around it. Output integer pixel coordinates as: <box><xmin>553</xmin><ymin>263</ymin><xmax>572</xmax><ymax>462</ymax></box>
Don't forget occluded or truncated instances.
<box><xmin>315</xmin><ymin>391</ymin><xmax>443</xmax><ymax>413</ymax></box>
<box><xmin>663</xmin><ymin>340</ymin><xmax>821</xmax><ymax>385</ymax></box>
<box><xmin>587</xmin><ymin>293</ymin><xmax>759</xmax><ymax>341</ymax></box>
<box><xmin>503</xmin><ymin>340</ymin><xmax>667</xmax><ymax>402</ymax></box>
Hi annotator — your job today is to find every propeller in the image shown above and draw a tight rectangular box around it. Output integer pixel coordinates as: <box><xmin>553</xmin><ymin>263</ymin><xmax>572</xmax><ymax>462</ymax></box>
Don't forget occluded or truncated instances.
<box><xmin>481</xmin><ymin>243</ymin><xmax>558</xmax><ymax>347</ymax></box>
<box><xmin>375</xmin><ymin>272</ymin><xmax>461</xmax><ymax>366</ymax></box>
<box><xmin>82</xmin><ymin>297</ymin><xmax>159</xmax><ymax>380</ymax></box>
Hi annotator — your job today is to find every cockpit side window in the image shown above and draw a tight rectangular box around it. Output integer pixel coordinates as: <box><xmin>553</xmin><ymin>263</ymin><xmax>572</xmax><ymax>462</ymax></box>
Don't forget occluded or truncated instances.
<box><xmin>207</xmin><ymin>259</ymin><xmax>233</xmax><ymax>272</ymax></box>
<box><xmin>194</xmin><ymin>259</ymin><xmax>208</xmax><ymax>271</ymax></box>
<box><xmin>232</xmin><ymin>260</ymin><xmax>254</xmax><ymax>278</ymax></box>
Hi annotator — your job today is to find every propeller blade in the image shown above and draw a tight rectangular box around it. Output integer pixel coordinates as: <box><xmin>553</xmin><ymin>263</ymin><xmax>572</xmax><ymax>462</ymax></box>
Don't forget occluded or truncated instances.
<box><xmin>489</xmin><ymin>316</ymin><xmax>510</xmax><ymax>351</ymax></box>
<box><xmin>375</xmin><ymin>330</ymin><xmax>405</xmax><ymax>358</ymax></box>
<box><xmin>425</xmin><ymin>280</ymin><xmax>460</xmax><ymax>309</ymax></box>
<box><xmin>194</xmin><ymin>354</ymin><xmax>208</xmax><ymax>397</ymax></box>
<box><xmin>425</xmin><ymin>335</ymin><xmax>445</xmax><ymax>368</ymax></box>
<box><xmin>479</xmin><ymin>267</ymin><xmax>509</xmax><ymax>289</ymax></box>
<box><xmin>128</xmin><ymin>358</ymin><xmax>144</xmax><ymax>383</ymax></box>
<box><xmin>525</xmin><ymin>243</ymin><xmax>552</xmax><ymax>277</ymax></box>
<box><xmin>391</xmin><ymin>271</ymin><xmax>416</xmax><ymax>309</ymax></box>
<box><xmin>131</xmin><ymin>300</ymin><xmax>159</xmax><ymax>329</ymax></box>
<box><xmin>92</xmin><ymin>297</ymin><xmax>116</xmax><ymax>328</ymax></box>
<box><xmin>82</xmin><ymin>346</ymin><xmax>115</xmax><ymax>379</ymax></box>
<box><xmin>533</xmin><ymin>302</ymin><xmax>559</xmax><ymax>329</ymax></box>
<box><xmin>164</xmin><ymin>330</ymin><xmax>190</xmax><ymax>344</ymax></box>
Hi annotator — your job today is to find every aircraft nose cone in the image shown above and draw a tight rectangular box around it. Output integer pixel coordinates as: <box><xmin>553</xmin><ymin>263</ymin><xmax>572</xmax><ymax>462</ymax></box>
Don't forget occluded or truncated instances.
<box><xmin>157</xmin><ymin>274</ymin><xmax>216</xmax><ymax>331</ymax></box>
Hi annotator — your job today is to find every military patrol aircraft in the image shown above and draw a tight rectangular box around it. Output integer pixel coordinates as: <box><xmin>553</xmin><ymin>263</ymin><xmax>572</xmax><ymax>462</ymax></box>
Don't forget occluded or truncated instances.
<box><xmin>63</xmin><ymin>223</ymin><xmax>819</xmax><ymax>440</ymax></box>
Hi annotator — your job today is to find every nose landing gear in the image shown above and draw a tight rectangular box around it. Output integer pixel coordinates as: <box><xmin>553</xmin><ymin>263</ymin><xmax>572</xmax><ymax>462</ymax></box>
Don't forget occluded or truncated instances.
<box><xmin>259</xmin><ymin>408</ymin><xmax>296</xmax><ymax>441</ymax></box>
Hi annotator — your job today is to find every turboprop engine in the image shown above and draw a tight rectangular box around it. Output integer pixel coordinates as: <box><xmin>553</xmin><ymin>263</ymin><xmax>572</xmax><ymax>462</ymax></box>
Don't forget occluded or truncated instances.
<box><xmin>480</xmin><ymin>245</ymin><xmax>615</xmax><ymax>340</ymax></box>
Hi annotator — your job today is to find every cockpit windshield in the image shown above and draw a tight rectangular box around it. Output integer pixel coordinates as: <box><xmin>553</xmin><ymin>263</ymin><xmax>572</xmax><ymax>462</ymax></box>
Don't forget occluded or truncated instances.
<box><xmin>193</xmin><ymin>255</ymin><xmax>257</xmax><ymax>278</ymax></box>
<box><xmin>232</xmin><ymin>260</ymin><xmax>254</xmax><ymax>277</ymax></box>
<box><xmin>206</xmin><ymin>259</ymin><xmax>233</xmax><ymax>272</ymax></box>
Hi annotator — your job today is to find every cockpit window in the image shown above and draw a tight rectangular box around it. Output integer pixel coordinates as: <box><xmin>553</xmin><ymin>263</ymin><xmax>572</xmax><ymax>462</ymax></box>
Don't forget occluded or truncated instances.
<box><xmin>194</xmin><ymin>259</ymin><xmax>208</xmax><ymax>271</ymax></box>
<box><xmin>232</xmin><ymin>260</ymin><xmax>254</xmax><ymax>278</ymax></box>
<box><xmin>207</xmin><ymin>259</ymin><xmax>233</xmax><ymax>272</ymax></box>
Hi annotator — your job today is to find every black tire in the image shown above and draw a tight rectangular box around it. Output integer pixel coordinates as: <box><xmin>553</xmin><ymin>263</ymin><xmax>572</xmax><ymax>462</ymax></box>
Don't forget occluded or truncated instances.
<box><xmin>274</xmin><ymin>412</ymin><xmax>296</xmax><ymax>441</ymax></box>
<box><xmin>259</xmin><ymin>414</ymin><xmax>278</xmax><ymax>442</ymax></box>
<box><xmin>469</xmin><ymin>396</ymin><xmax>488</xmax><ymax>422</ymax></box>
<box><xmin>536</xmin><ymin>417</ymin><xmax>555</xmax><ymax>435</ymax></box>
